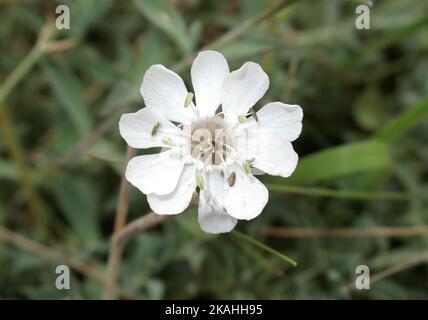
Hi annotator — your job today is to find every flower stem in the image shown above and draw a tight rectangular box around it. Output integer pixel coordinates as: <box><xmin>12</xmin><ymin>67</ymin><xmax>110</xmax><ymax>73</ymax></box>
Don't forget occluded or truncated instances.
<box><xmin>104</xmin><ymin>212</ymin><xmax>170</xmax><ymax>299</ymax></box>
<box><xmin>113</xmin><ymin>147</ymin><xmax>137</xmax><ymax>234</ymax></box>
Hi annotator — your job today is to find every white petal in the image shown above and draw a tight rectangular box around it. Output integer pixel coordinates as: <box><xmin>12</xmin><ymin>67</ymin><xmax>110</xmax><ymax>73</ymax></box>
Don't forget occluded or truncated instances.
<box><xmin>191</xmin><ymin>50</ymin><xmax>229</xmax><ymax>118</ymax></box>
<box><xmin>235</xmin><ymin>129</ymin><xmax>298</xmax><ymax>178</ymax></box>
<box><xmin>224</xmin><ymin>165</ymin><xmax>268</xmax><ymax>220</ymax></box>
<box><xmin>140</xmin><ymin>64</ymin><xmax>195</xmax><ymax>123</ymax></box>
<box><xmin>125</xmin><ymin>149</ymin><xmax>184</xmax><ymax>195</ymax></box>
<box><xmin>221</xmin><ymin>62</ymin><xmax>269</xmax><ymax>123</ymax></box>
<box><xmin>198</xmin><ymin>191</ymin><xmax>237</xmax><ymax>234</ymax></box>
<box><xmin>237</xmin><ymin>102</ymin><xmax>303</xmax><ymax>142</ymax></box>
<box><xmin>147</xmin><ymin>164</ymin><xmax>196</xmax><ymax>215</ymax></box>
<box><xmin>119</xmin><ymin>107</ymin><xmax>184</xmax><ymax>149</ymax></box>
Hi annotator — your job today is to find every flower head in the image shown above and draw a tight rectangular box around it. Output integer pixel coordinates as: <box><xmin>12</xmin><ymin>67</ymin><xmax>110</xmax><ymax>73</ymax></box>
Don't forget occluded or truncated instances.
<box><xmin>119</xmin><ymin>50</ymin><xmax>303</xmax><ymax>234</ymax></box>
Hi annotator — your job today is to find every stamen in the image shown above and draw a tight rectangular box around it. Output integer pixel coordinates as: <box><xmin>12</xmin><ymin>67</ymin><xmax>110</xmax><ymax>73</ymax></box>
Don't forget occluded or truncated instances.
<box><xmin>243</xmin><ymin>160</ymin><xmax>251</xmax><ymax>174</ymax></box>
<box><xmin>249</xmin><ymin>107</ymin><xmax>259</xmax><ymax>122</ymax></box>
<box><xmin>227</xmin><ymin>172</ymin><xmax>236</xmax><ymax>187</ymax></box>
<box><xmin>238</xmin><ymin>115</ymin><xmax>247</xmax><ymax>123</ymax></box>
<box><xmin>184</xmin><ymin>92</ymin><xmax>194</xmax><ymax>108</ymax></box>
<box><xmin>192</xmin><ymin>191</ymin><xmax>199</xmax><ymax>206</ymax></box>
<box><xmin>162</xmin><ymin>137</ymin><xmax>175</xmax><ymax>147</ymax></box>
<box><xmin>151</xmin><ymin>121</ymin><xmax>161</xmax><ymax>136</ymax></box>
<box><xmin>196</xmin><ymin>174</ymin><xmax>205</xmax><ymax>190</ymax></box>
<box><xmin>216</xmin><ymin>112</ymin><xmax>225</xmax><ymax>119</ymax></box>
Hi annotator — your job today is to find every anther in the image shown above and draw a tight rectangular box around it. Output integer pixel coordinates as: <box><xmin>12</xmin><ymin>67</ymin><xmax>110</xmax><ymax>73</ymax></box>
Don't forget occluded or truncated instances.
<box><xmin>162</xmin><ymin>137</ymin><xmax>175</xmax><ymax>147</ymax></box>
<box><xmin>184</xmin><ymin>92</ymin><xmax>194</xmax><ymax>108</ymax></box>
<box><xmin>228</xmin><ymin>172</ymin><xmax>236</xmax><ymax>187</ymax></box>
<box><xmin>151</xmin><ymin>121</ymin><xmax>161</xmax><ymax>136</ymax></box>
<box><xmin>243</xmin><ymin>160</ymin><xmax>251</xmax><ymax>174</ymax></box>
<box><xmin>238</xmin><ymin>115</ymin><xmax>247</xmax><ymax>123</ymax></box>
<box><xmin>196</xmin><ymin>174</ymin><xmax>205</xmax><ymax>190</ymax></box>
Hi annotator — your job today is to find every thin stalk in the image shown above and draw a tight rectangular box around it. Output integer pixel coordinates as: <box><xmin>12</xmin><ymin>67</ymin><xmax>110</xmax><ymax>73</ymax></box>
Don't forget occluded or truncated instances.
<box><xmin>0</xmin><ymin>103</ymin><xmax>49</xmax><ymax>233</ymax></box>
<box><xmin>0</xmin><ymin>225</ymin><xmax>106</xmax><ymax>284</ymax></box>
<box><xmin>113</xmin><ymin>147</ymin><xmax>137</xmax><ymax>234</ymax></box>
<box><xmin>0</xmin><ymin>46</ymin><xmax>43</xmax><ymax>103</ymax></box>
<box><xmin>345</xmin><ymin>251</ymin><xmax>428</xmax><ymax>291</ymax></box>
<box><xmin>104</xmin><ymin>212</ymin><xmax>170</xmax><ymax>299</ymax></box>
<box><xmin>232</xmin><ymin>230</ymin><xmax>297</xmax><ymax>267</ymax></box>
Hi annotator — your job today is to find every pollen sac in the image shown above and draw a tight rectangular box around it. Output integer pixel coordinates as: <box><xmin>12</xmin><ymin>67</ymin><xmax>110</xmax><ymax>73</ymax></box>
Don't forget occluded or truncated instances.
<box><xmin>184</xmin><ymin>92</ymin><xmax>194</xmax><ymax>108</ymax></box>
<box><xmin>243</xmin><ymin>160</ymin><xmax>251</xmax><ymax>174</ymax></box>
<box><xmin>151</xmin><ymin>121</ymin><xmax>161</xmax><ymax>136</ymax></box>
<box><xmin>162</xmin><ymin>137</ymin><xmax>175</xmax><ymax>146</ymax></box>
<box><xmin>228</xmin><ymin>172</ymin><xmax>236</xmax><ymax>187</ymax></box>
<box><xmin>196</xmin><ymin>174</ymin><xmax>205</xmax><ymax>190</ymax></box>
<box><xmin>238</xmin><ymin>115</ymin><xmax>247</xmax><ymax>123</ymax></box>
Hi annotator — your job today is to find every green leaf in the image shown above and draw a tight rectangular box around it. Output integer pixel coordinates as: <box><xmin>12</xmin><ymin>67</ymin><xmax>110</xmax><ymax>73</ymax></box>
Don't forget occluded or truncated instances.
<box><xmin>268</xmin><ymin>140</ymin><xmax>392</xmax><ymax>185</ymax></box>
<box><xmin>49</xmin><ymin>174</ymin><xmax>99</xmax><ymax>244</ymax></box>
<box><xmin>133</xmin><ymin>0</ymin><xmax>192</xmax><ymax>54</ymax></box>
<box><xmin>374</xmin><ymin>96</ymin><xmax>428</xmax><ymax>142</ymax></box>
<box><xmin>43</xmin><ymin>61</ymin><xmax>92</xmax><ymax>136</ymax></box>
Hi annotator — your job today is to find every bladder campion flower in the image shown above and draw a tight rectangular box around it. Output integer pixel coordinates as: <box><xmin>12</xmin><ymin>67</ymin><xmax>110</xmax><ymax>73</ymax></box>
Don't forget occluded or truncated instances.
<box><xmin>119</xmin><ymin>50</ymin><xmax>303</xmax><ymax>234</ymax></box>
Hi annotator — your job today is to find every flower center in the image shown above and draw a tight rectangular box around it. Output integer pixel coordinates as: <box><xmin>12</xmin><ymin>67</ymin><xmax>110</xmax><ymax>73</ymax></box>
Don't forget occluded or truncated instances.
<box><xmin>190</xmin><ymin>115</ymin><xmax>232</xmax><ymax>166</ymax></box>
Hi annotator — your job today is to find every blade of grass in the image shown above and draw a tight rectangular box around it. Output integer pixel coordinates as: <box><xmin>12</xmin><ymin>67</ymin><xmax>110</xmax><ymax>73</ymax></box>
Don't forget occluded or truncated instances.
<box><xmin>232</xmin><ymin>236</ymin><xmax>284</xmax><ymax>277</ymax></box>
<box><xmin>231</xmin><ymin>230</ymin><xmax>297</xmax><ymax>267</ymax></box>
<box><xmin>374</xmin><ymin>96</ymin><xmax>428</xmax><ymax>142</ymax></box>
<box><xmin>266</xmin><ymin>140</ymin><xmax>391</xmax><ymax>185</ymax></box>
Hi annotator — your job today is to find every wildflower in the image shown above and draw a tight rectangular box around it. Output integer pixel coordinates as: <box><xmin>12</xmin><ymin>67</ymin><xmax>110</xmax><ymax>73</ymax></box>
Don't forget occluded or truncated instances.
<box><xmin>119</xmin><ymin>50</ymin><xmax>303</xmax><ymax>234</ymax></box>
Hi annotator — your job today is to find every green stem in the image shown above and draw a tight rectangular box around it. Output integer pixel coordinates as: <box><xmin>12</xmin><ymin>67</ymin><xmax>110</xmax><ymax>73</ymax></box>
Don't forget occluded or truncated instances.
<box><xmin>0</xmin><ymin>46</ymin><xmax>43</xmax><ymax>103</ymax></box>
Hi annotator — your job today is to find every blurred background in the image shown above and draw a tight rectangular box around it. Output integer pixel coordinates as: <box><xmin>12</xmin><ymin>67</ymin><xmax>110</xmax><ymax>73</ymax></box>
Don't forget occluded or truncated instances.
<box><xmin>1</xmin><ymin>0</ymin><xmax>428</xmax><ymax>299</ymax></box>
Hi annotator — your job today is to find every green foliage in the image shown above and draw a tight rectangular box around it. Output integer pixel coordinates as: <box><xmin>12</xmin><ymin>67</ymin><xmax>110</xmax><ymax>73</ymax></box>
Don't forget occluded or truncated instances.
<box><xmin>1</xmin><ymin>0</ymin><xmax>428</xmax><ymax>300</ymax></box>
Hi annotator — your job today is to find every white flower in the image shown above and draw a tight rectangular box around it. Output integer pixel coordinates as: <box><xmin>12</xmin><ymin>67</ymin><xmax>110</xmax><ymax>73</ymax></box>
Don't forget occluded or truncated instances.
<box><xmin>119</xmin><ymin>50</ymin><xmax>303</xmax><ymax>234</ymax></box>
